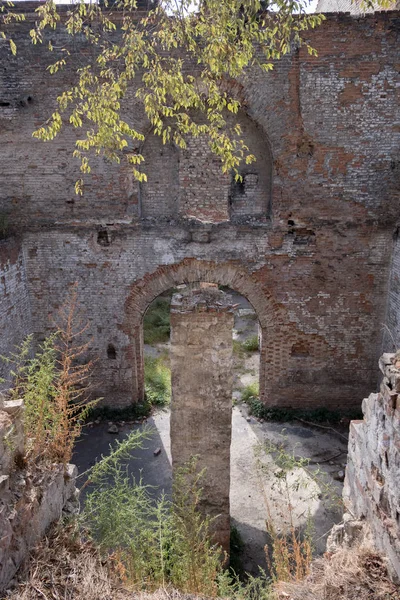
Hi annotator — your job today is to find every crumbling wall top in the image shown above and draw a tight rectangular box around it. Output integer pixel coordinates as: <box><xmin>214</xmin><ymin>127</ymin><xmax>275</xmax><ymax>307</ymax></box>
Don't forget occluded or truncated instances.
<box><xmin>171</xmin><ymin>287</ymin><xmax>235</xmax><ymax>314</ymax></box>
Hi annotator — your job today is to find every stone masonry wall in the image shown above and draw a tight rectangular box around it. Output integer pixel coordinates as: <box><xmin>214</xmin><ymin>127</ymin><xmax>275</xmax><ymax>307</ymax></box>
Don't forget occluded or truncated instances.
<box><xmin>170</xmin><ymin>288</ymin><xmax>234</xmax><ymax>553</ymax></box>
<box><xmin>343</xmin><ymin>353</ymin><xmax>400</xmax><ymax>579</ymax></box>
<box><xmin>384</xmin><ymin>232</ymin><xmax>400</xmax><ymax>353</ymax></box>
<box><xmin>0</xmin><ymin>238</ymin><xmax>32</xmax><ymax>385</ymax></box>
<box><xmin>0</xmin><ymin>398</ymin><xmax>78</xmax><ymax>593</ymax></box>
<box><xmin>0</xmin><ymin>9</ymin><xmax>399</xmax><ymax>409</ymax></box>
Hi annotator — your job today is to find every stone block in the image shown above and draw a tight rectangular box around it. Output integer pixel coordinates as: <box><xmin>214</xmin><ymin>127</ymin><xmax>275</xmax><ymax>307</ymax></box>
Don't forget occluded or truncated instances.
<box><xmin>2</xmin><ymin>400</ymin><xmax>24</xmax><ymax>417</ymax></box>
<box><xmin>0</xmin><ymin>464</ymin><xmax>78</xmax><ymax>594</ymax></box>
<box><xmin>0</xmin><ymin>475</ymin><xmax>9</xmax><ymax>494</ymax></box>
<box><xmin>379</xmin><ymin>353</ymin><xmax>395</xmax><ymax>375</ymax></box>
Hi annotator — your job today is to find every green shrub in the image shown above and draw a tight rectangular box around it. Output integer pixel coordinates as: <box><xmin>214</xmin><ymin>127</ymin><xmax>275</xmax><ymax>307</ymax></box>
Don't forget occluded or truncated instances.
<box><xmin>241</xmin><ymin>382</ymin><xmax>259</xmax><ymax>404</ymax></box>
<box><xmin>144</xmin><ymin>355</ymin><xmax>171</xmax><ymax>406</ymax></box>
<box><xmin>2</xmin><ymin>289</ymin><xmax>96</xmax><ymax>465</ymax></box>
<box><xmin>242</xmin><ymin>335</ymin><xmax>259</xmax><ymax>352</ymax></box>
<box><xmin>83</xmin><ymin>439</ymin><xmax>224</xmax><ymax>595</ymax></box>
<box><xmin>233</xmin><ymin>336</ymin><xmax>259</xmax><ymax>356</ymax></box>
<box><xmin>233</xmin><ymin>339</ymin><xmax>245</xmax><ymax>357</ymax></box>
<box><xmin>143</xmin><ymin>296</ymin><xmax>171</xmax><ymax>345</ymax></box>
<box><xmin>247</xmin><ymin>398</ymin><xmax>362</xmax><ymax>424</ymax></box>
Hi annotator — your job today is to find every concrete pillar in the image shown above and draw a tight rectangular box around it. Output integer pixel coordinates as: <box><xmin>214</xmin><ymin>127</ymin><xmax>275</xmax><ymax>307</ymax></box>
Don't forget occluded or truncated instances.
<box><xmin>170</xmin><ymin>287</ymin><xmax>234</xmax><ymax>555</ymax></box>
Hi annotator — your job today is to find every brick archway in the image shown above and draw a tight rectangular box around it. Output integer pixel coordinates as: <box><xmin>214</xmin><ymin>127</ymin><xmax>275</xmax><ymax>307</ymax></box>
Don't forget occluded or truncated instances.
<box><xmin>123</xmin><ymin>258</ymin><xmax>288</xmax><ymax>404</ymax></box>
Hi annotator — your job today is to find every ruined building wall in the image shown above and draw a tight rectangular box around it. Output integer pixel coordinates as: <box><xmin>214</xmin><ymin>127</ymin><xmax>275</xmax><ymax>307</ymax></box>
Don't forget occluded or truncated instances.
<box><xmin>0</xmin><ymin>398</ymin><xmax>78</xmax><ymax>592</ymax></box>
<box><xmin>343</xmin><ymin>353</ymin><xmax>400</xmax><ymax>579</ymax></box>
<box><xmin>0</xmin><ymin>239</ymin><xmax>32</xmax><ymax>385</ymax></box>
<box><xmin>0</xmin><ymin>10</ymin><xmax>399</xmax><ymax>408</ymax></box>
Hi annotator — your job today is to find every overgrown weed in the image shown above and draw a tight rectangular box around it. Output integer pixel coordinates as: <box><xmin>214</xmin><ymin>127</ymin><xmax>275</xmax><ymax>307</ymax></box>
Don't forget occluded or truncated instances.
<box><xmin>247</xmin><ymin>396</ymin><xmax>361</xmax><ymax>425</ymax></box>
<box><xmin>144</xmin><ymin>355</ymin><xmax>171</xmax><ymax>406</ymax></box>
<box><xmin>241</xmin><ymin>382</ymin><xmax>259</xmax><ymax>403</ymax></box>
<box><xmin>2</xmin><ymin>286</ymin><xmax>96</xmax><ymax>465</ymax></box>
<box><xmin>233</xmin><ymin>336</ymin><xmax>259</xmax><ymax>357</ymax></box>
<box><xmin>242</xmin><ymin>335</ymin><xmax>259</xmax><ymax>352</ymax></box>
<box><xmin>82</xmin><ymin>439</ymin><xmax>225</xmax><ymax>595</ymax></box>
<box><xmin>143</xmin><ymin>296</ymin><xmax>171</xmax><ymax>345</ymax></box>
<box><xmin>80</xmin><ymin>431</ymin><xmax>277</xmax><ymax>597</ymax></box>
<box><xmin>233</xmin><ymin>339</ymin><xmax>246</xmax><ymax>357</ymax></box>
<box><xmin>256</xmin><ymin>434</ymin><xmax>343</xmax><ymax>585</ymax></box>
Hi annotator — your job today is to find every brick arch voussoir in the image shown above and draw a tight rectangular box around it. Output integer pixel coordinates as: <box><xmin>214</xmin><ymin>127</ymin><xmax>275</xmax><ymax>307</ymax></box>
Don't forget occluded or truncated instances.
<box><xmin>124</xmin><ymin>258</ymin><xmax>284</xmax><ymax>332</ymax></box>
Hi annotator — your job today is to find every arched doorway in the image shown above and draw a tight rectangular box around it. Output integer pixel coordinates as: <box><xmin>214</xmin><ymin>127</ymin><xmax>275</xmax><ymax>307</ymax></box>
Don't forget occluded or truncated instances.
<box><xmin>123</xmin><ymin>258</ymin><xmax>286</xmax><ymax>406</ymax></box>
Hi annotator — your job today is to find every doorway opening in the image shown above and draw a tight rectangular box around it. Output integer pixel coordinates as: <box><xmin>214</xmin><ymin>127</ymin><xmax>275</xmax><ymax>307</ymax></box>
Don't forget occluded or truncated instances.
<box><xmin>142</xmin><ymin>284</ymin><xmax>261</xmax><ymax>414</ymax></box>
<box><xmin>141</xmin><ymin>283</ymin><xmax>264</xmax><ymax>572</ymax></box>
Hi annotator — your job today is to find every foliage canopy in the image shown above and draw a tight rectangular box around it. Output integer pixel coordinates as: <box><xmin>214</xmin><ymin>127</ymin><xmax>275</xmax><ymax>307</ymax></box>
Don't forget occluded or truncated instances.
<box><xmin>0</xmin><ymin>0</ymin><xmax>390</xmax><ymax>193</ymax></box>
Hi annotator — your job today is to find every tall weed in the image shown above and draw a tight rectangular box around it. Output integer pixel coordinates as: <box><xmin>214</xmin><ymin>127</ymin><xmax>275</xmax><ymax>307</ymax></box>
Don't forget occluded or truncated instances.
<box><xmin>83</xmin><ymin>436</ymin><xmax>223</xmax><ymax>595</ymax></box>
<box><xmin>241</xmin><ymin>382</ymin><xmax>259</xmax><ymax>403</ymax></box>
<box><xmin>168</xmin><ymin>458</ymin><xmax>222</xmax><ymax>596</ymax></box>
<box><xmin>257</xmin><ymin>436</ymin><xmax>341</xmax><ymax>583</ymax></box>
<box><xmin>2</xmin><ymin>286</ymin><xmax>96</xmax><ymax>465</ymax></box>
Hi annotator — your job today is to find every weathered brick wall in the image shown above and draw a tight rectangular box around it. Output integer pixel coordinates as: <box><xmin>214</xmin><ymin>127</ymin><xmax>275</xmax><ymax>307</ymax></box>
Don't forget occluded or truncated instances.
<box><xmin>0</xmin><ymin>239</ymin><xmax>32</xmax><ymax>384</ymax></box>
<box><xmin>1</xmin><ymin>11</ymin><xmax>398</xmax><ymax>226</ymax></box>
<box><xmin>316</xmin><ymin>0</ymin><xmax>400</xmax><ymax>14</ymax></box>
<box><xmin>343</xmin><ymin>353</ymin><xmax>400</xmax><ymax>579</ymax></box>
<box><xmin>170</xmin><ymin>288</ymin><xmax>234</xmax><ymax>553</ymax></box>
<box><xmin>139</xmin><ymin>110</ymin><xmax>272</xmax><ymax>222</ymax></box>
<box><xmin>20</xmin><ymin>225</ymin><xmax>391</xmax><ymax>408</ymax></box>
<box><xmin>0</xmin><ymin>10</ymin><xmax>399</xmax><ymax>409</ymax></box>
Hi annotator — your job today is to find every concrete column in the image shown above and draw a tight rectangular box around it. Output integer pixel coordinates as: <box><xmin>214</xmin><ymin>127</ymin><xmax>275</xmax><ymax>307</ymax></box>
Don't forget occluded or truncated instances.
<box><xmin>170</xmin><ymin>287</ymin><xmax>234</xmax><ymax>555</ymax></box>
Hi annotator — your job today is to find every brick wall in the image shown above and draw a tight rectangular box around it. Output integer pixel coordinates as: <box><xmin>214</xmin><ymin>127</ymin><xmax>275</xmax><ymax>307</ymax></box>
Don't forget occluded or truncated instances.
<box><xmin>0</xmin><ymin>239</ymin><xmax>32</xmax><ymax>384</ymax></box>
<box><xmin>0</xmin><ymin>10</ymin><xmax>399</xmax><ymax>409</ymax></box>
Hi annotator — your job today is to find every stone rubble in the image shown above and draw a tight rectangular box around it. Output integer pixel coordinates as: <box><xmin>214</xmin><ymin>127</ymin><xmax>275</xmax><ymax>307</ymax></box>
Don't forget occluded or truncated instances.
<box><xmin>0</xmin><ymin>398</ymin><xmax>78</xmax><ymax>593</ymax></box>
<box><xmin>342</xmin><ymin>353</ymin><xmax>400</xmax><ymax>581</ymax></box>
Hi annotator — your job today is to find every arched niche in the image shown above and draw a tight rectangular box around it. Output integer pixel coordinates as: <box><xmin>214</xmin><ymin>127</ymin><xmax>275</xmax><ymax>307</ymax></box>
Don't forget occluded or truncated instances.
<box><xmin>137</xmin><ymin>111</ymin><xmax>273</xmax><ymax>223</ymax></box>
<box><xmin>227</xmin><ymin>112</ymin><xmax>273</xmax><ymax>221</ymax></box>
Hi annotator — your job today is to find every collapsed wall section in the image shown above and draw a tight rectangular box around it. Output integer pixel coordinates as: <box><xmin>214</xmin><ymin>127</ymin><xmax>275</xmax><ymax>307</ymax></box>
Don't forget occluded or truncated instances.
<box><xmin>0</xmin><ymin>238</ymin><xmax>32</xmax><ymax>385</ymax></box>
<box><xmin>343</xmin><ymin>353</ymin><xmax>400</xmax><ymax>579</ymax></box>
<box><xmin>0</xmin><ymin>398</ymin><xmax>78</xmax><ymax>593</ymax></box>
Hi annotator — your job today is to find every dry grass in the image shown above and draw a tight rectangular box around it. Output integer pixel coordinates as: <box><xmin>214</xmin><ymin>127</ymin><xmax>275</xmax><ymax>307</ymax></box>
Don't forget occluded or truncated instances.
<box><xmin>5</xmin><ymin>523</ymin><xmax>211</xmax><ymax>600</ymax></box>
<box><xmin>5</xmin><ymin>523</ymin><xmax>122</xmax><ymax>600</ymax></box>
<box><xmin>265</xmin><ymin>523</ymin><xmax>312</xmax><ymax>584</ymax></box>
<box><xmin>5</xmin><ymin>523</ymin><xmax>399</xmax><ymax>600</ymax></box>
<box><xmin>275</xmin><ymin>545</ymin><xmax>400</xmax><ymax>600</ymax></box>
